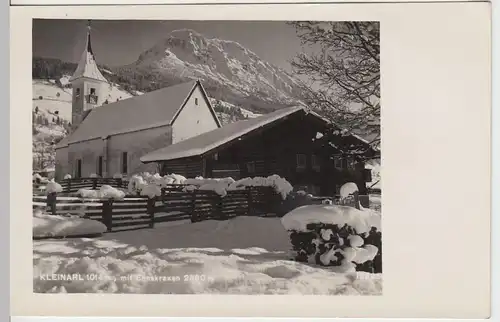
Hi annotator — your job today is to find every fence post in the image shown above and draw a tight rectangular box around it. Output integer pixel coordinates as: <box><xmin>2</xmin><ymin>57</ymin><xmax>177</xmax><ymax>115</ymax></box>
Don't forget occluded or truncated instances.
<box><xmin>217</xmin><ymin>194</ymin><xmax>226</xmax><ymax>220</ymax></box>
<box><xmin>190</xmin><ymin>190</ymin><xmax>199</xmax><ymax>223</ymax></box>
<box><xmin>161</xmin><ymin>188</ymin><xmax>166</xmax><ymax>205</ymax></box>
<box><xmin>353</xmin><ymin>191</ymin><xmax>360</xmax><ymax>209</ymax></box>
<box><xmin>67</xmin><ymin>179</ymin><xmax>71</xmax><ymax>193</ymax></box>
<box><xmin>147</xmin><ymin>197</ymin><xmax>156</xmax><ymax>228</ymax></box>
<box><xmin>46</xmin><ymin>192</ymin><xmax>57</xmax><ymax>215</ymax></box>
<box><xmin>101</xmin><ymin>199</ymin><xmax>113</xmax><ymax>232</ymax></box>
<box><xmin>92</xmin><ymin>178</ymin><xmax>97</xmax><ymax>190</ymax></box>
<box><xmin>247</xmin><ymin>187</ymin><xmax>254</xmax><ymax>216</ymax></box>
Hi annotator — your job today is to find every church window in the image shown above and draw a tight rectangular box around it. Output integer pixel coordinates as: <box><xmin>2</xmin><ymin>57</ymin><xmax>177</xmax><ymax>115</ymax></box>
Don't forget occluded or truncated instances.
<box><xmin>90</xmin><ymin>88</ymin><xmax>96</xmax><ymax>95</ymax></box>
<box><xmin>75</xmin><ymin>88</ymin><xmax>80</xmax><ymax>98</ymax></box>
<box><xmin>195</xmin><ymin>98</ymin><xmax>198</xmax><ymax>105</ymax></box>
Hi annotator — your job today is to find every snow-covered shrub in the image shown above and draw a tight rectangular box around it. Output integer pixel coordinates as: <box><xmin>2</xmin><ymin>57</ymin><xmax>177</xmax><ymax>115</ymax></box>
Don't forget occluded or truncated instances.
<box><xmin>140</xmin><ymin>184</ymin><xmax>162</xmax><ymax>199</ymax></box>
<box><xmin>281</xmin><ymin>204</ymin><xmax>382</xmax><ymax>273</ymax></box>
<box><xmin>46</xmin><ymin>180</ymin><xmax>63</xmax><ymax>194</ymax></box>
<box><xmin>89</xmin><ymin>173</ymin><xmax>99</xmax><ymax>178</ymax></box>
<box><xmin>178</xmin><ymin>175</ymin><xmax>293</xmax><ymax>199</ymax></box>
<box><xmin>77</xmin><ymin>185</ymin><xmax>125</xmax><ymax>200</ymax></box>
<box><xmin>63</xmin><ymin>174</ymin><xmax>72</xmax><ymax>180</ymax></box>
<box><xmin>77</xmin><ymin>189</ymin><xmax>100</xmax><ymax>199</ymax></box>
<box><xmin>113</xmin><ymin>173</ymin><xmax>123</xmax><ymax>179</ymax></box>
<box><xmin>163</xmin><ymin>173</ymin><xmax>187</xmax><ymax>185</ymax></box>
<box><xmin>127</xmin><ymin>174</ymin><xmax>147</xmax><ymax>195</ymax></box>
<box><xmin>99</xmin><ymin>185</ymin><xmax>126</xmax><ymax>200</ymax></box>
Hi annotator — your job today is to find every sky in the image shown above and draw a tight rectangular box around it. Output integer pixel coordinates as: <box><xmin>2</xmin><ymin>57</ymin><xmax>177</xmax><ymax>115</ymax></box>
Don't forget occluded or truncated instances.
<box><xmin>32</xmin><ymin>19</ymin><xmax>308</xmax><ymax>74</ymax></box>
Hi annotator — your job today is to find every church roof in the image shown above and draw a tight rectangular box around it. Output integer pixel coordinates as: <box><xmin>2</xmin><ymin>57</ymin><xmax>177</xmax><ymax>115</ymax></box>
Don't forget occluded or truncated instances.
<box><xmin>56</xmin><ymin>80</ymin><xmax>219</xmax><ymax>148</ymax></box>
<box><xmin>70</xmin><ymin>28</ymin><xmax>108</xmax><ymax>83</ymax></box>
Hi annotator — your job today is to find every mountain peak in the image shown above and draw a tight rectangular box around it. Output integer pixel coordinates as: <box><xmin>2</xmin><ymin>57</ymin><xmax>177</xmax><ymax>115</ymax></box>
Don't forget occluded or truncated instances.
<box><xmin>121</xmin><ymin>29</ymin><xmax>304</xmax><ymax>113</ymax></box>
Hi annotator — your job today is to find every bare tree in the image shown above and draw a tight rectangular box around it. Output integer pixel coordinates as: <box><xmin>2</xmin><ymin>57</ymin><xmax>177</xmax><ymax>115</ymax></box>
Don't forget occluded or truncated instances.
<box><xmin>289</xmin><ymin>21</ymin><xmax>380</xmax><ymax>157</ymax></box>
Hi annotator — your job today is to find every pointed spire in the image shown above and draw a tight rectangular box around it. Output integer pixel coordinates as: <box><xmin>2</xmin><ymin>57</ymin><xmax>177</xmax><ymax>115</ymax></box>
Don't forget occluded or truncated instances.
<box><xmin>86</xmin><ymin>20</ymin><xmax>93</xmax><ymax>55</ymax></box>
<box><xmin>70</xmin><ymin>20</ymin><xmax>108</xmax><ymax>83</ymax></box>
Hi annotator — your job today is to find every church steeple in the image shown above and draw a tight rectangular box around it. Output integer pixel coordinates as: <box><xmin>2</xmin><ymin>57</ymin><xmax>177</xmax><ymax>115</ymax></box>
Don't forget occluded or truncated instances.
<box><xmin>70</xmin><ymin>20</ymin><xmax>108</xmax><ymax>83</ymax></box>
<box><xmin>86</xmin><ymin>20</ymin><xmax>94</xmax><ymax>55</ymax></box>
<box><xmin>70</xmin><ymin>20</ymin><xmax>109</xmax><ymax>130</ymax></box>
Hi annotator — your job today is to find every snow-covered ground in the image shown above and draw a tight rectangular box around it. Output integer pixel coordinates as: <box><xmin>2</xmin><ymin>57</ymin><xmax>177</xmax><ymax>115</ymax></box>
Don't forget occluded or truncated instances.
<box><xmin>33</xmin><ymin>215</ymin><xmax>382</xmax><ymax>294</ymax></box>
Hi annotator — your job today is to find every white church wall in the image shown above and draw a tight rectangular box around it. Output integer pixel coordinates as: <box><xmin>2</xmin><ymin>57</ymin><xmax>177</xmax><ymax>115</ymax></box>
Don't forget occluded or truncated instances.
<box><xmin>171</xmin><ymin>84</ymin><xmax>219</xmax><ymax>144</ymax></box>
<box><xmin>67</xmin><ymin>138</ymin><xmax>104</xmax><ymax>178</ymax></box>
<box><xmin>107</xmin><ymin>125</ymin><xmax>173</xmax><ymax>176</ymax></box>
<box><xmin>54</xmin><ymin>146</ymin><xmax>69</xmax><ymax>181</ymax></box>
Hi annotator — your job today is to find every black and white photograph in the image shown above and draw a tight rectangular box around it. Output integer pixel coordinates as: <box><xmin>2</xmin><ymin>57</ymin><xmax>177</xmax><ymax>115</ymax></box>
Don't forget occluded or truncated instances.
<box><xmin>31</xmin><ymin>18</ymin><xmax>381</xmax><ymax>295</ymax></box>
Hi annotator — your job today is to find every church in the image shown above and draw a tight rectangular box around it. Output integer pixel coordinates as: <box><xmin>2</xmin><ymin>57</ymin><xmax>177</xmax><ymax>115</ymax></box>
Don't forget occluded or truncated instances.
<box><xmin>55</xmin><ymin>24</ymin><xmax>377</xmax><ymax>198</ymax></box>
<box><xmin>54</xmin><ymin>25</ymin><xmax>221</xmax><ymax>180</ymax></box>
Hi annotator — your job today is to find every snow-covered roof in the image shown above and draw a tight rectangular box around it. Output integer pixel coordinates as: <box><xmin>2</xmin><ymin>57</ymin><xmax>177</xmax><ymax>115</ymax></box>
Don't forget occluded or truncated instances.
<box><xmin>141</xmin><ymin>105</ymin><xmax>378</xmax><ymax>163</ymax></box>
<box><xmin>140</xmin><ymin>106</ymin><xmax>305</xmax><ymax>162</ymax></box>
<box><xmin>56</xmin><ymin>80</ymin><xmax>219</xmax><ymax>148</ymax></box>
<box><xmin>70</xmin><ymin>30</ymin><xmax>108</xmax><ymax>83</ymax></box>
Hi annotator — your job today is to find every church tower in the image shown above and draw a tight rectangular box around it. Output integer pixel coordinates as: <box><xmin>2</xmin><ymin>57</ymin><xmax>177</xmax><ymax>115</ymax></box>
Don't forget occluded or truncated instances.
<box><xmin>70</xmin><ymin>20</ymin><xmax>109</xmax><ymax>130</ymax></box>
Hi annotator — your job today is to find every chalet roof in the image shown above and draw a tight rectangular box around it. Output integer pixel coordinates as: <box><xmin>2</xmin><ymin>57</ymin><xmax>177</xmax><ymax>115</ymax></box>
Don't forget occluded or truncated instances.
<box><xmin>56</xmin><ymin>80</ymin><xmax>218</xmax><ymax>148</ymax></box>
<box><xmin>70</xmin><ymin>29</ymin><xmax>108</xmax><ymax>83</ymax></box>
<box><xmin>140</xmin><ymin>106</ymin><xmax>305</xmax><ymax>162</ymax></box>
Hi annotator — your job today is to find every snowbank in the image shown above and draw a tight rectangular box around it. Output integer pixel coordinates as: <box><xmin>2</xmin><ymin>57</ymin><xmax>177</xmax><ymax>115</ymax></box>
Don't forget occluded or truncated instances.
<box><xmin>33</xmin><ymin>216</ymin><xmax>382</xmax><ymax>294</ymax></box>
<box><xmin>33</xmin><ymin>210</ymin><xmax>107</xmax><ymax>238</ymax></box>
<box><xmin>77</xmin><ymin>185</ymin><xmax>125</xmax><ymax>200</ymax></box>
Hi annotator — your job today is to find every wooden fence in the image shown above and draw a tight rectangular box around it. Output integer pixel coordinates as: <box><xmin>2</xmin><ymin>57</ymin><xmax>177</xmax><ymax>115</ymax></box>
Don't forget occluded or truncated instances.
<box><xmin>33</xmin><ymin>186</ymin><xmax>279</xmax><ymax>233</ymax></box>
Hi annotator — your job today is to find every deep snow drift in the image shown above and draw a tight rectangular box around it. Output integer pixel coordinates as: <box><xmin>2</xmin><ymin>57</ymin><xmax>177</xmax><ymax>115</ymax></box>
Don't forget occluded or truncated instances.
<box><xmin>33</xmin><ymin>216</ymin><xmax>382</xmax><ymax>294</ymax></box>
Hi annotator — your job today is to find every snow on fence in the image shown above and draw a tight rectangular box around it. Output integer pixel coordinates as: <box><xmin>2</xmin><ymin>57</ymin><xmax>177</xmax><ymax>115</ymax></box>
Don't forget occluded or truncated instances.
<box><xmin>32</xmin><ymin>186</ymin><xmax>280</xmax><ymax>234</ymax></box>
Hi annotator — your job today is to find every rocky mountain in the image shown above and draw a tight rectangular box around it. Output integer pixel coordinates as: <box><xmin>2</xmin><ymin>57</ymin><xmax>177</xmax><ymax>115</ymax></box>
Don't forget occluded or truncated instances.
<box><xmin>112</xmin><ymin>29</ymin><xmax>304</xmax><ymax>113</ymax></box>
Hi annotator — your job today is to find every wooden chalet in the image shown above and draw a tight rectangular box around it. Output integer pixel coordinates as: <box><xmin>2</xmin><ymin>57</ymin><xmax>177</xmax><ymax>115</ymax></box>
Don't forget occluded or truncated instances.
<box><xmin>141</xmin><ymin>106</ymin><xmax>379</xmax><ymax>197</ymax></box>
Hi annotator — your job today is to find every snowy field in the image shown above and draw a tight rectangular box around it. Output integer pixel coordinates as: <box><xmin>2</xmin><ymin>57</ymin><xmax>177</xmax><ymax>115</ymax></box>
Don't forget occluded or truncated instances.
<box><xmin>33</xmin><ymin>215</ymin><xmax>382</xmax><ymax>295</ymax></box>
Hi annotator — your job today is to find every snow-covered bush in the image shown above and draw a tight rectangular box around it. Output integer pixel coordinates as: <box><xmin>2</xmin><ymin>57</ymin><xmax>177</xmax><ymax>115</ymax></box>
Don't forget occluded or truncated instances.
<box><xmin>63</xmin><ymin>174</ymin><xmax>72</xmax><ymax>180</ymax></box>
<box><xmin>77</xmin><ymin>185</ymin><xmax>125</xmax><ymax>200</ymax></box>
<box><xmin>127</xmin><ymin>174</ymin><xmax>147</xmax><ymax>195</ymax></box>
<box><xmin>99</xmin><ymin>185</ymin><xmax>126</xmax><ymax>200</ymax></box>
<box><xmin>281</xmin><ymin>204</ymin><xmax>382</xmax><ymax>273</ymax></box>
<box><xmin>113</xmin><ymin>173</ymin><xmax>123</xmax><ymax>179</ymax></box>
<box><xmin>228</xmin><ymin>175</ymin><xmax>293</xmax><ymax>199</ymax></box>
<box><xmin>140</xmin><ymin>184</ymin><xmax>162</xmax><ymax>199</ymax></box>
<box><xmin>46</xmin><ymin>180</ymin><xmax>63</xmax><ymax>194</ymax></box>
<box><xmin>89</xmin><ymin>173</ymin><xmax>99</xmax><ymax>178</ymax></box>
<box><xmin>180</xmin><ymin>175</ymin><xmax>293</xmax><ymax>199</ymax></box>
